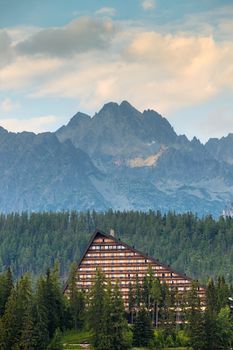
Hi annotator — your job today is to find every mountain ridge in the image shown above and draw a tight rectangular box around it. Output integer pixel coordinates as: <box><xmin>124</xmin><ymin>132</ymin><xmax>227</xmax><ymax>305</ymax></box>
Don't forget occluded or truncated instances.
<box><xmin>0</xmin><ymin>101</ymin><xmax>233</xmax><ymax>216</ymax></box>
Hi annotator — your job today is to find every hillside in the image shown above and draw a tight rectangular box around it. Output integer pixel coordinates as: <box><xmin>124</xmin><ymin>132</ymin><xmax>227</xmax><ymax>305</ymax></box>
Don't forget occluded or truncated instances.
<box><xmin>0</xmin><ymin>211</ymin><xmax>232</xmax><ymax>283</ymax></box>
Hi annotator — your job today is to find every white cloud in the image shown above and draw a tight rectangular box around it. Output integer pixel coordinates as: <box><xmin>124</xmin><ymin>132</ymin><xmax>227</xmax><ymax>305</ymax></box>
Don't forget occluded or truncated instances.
<box><xmin>0</xmin><ymin>56</ymin><xmax>63</xmax><ymax>90</ymax></box>
<box><xmin>141</xmin><ymin>0</ymin><xmax>156</xmax><ymax>10</ymax></box>
<box><xmin>28</xmin><ymin>30</ymin><xmax>233</xmax><ymax>116</ymax></box>
<box><xmin>0</xmin><ymin>98</ymin><xmax>19</xmax><ymax>112</ymax></box>
<box><xmin>0</xmin><ymin>16</ymin><xmax>233</xmax><ymax>122</ymax></box>
<box><xmin>95</xmin><ymin>7</ymin><xmax>116</xmax><ymax>17</ymax></box>
<box><xmin>0</xmin><ymin>115</ymin><xmax>59</xmax><ymax>133</ymax></box>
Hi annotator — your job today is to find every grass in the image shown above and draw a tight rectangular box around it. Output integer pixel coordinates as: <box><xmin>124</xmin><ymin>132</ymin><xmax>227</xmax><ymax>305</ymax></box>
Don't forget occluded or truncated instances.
<box><xmin>61</xmin><ymin>330</ymin><xmax>93</xmax><ymax>349</ymax></box>
<box><xmin>60</xmin><ymin>331</ymin><xmax>191</xmax><ymax>350</ymax></box>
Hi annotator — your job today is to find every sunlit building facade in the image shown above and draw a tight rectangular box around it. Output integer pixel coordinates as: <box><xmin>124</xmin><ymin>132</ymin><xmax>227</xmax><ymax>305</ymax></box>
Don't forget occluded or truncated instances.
<box><xmin>64</xmin><ymin>230</ymin><xmax>205</xmax><ymax>307</ymax></box>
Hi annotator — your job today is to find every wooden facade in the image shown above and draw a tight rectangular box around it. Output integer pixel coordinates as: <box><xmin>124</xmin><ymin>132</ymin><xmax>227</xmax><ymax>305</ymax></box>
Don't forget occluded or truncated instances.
<box><xmin>64</xmin><ymin>230</ymin><xmax>205</xmax><ymax>307</ymax></box>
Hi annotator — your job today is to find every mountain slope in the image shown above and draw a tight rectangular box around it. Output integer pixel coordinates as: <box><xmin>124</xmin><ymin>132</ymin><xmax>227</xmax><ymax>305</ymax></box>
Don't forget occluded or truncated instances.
<box><xmin>0</xmin><ymin>101</ymin><xmax>233</xmax><ymax>215</ymax></box>
<box><xmin>205</xmin><ymin>134</ymin><xmax>233</xmax><ymax>165</ymax></box>
<box><xmin>56</xmin><ymin>101</ymin><xmax>233</xmax><ymax>216</ymax></box>
<box><xmin>0</xmin><ymin>129</ymin><xmax>108</xmax><ymax>212</ymax></box>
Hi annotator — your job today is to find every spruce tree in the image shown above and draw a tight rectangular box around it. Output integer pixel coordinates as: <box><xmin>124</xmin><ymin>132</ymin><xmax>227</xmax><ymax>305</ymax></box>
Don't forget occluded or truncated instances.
<box><xmin>215</xmin><ymin>306</ymin><xmax>233</xmax><ymax>349</ymax></box>
<box><xmin>0</xmin><ymin>267</ymin><xmax>13</xmax><ymax>317</ymax></box>
<box><xmin>135</xmin><ymin>275</ymin><xmax>141</xmax><ymax>310</ymax></box>
<box><xmin>37</xmin><ymin>266</ymin><xmax>65</xmax><ymax>339</ymax></box>
<box><xmin>128</xmin><ymin>282</ymin><xmax>135</xmax><ymax>324</ymax></box>
<box><xmin>110</xmin><ymin>281</ymin><xmax>129</xmax><ymax>350</ymax></box>
<box><xmin>187</xmin><ymin>282</ymin><xmax>206</xmax><ymax>350</ymax></box>
<box><xmin>132</xmin><ymin>307</ymin><xmax>154</xmax><ymax>347</ymax></box>
<box><xmin>89</xmin><ymin>269</ymin><xmax>110</xmax><ymax>350</ymax></box>
<box><xmin>204</xmin><ymin>279</ymin><xmax>218</xmax><ymax>349</ymax></box>
<box><xmin>68</xmin><ymin>263</ymin><xmax>85</xmax><ymax>330</ymax></box>
<box><xmin>151</xmin><ymin>278</ymin><xmax>161</xmax><ymax>327</ymax></box>
<box><xmin>0</xmin><ymin>274</ymin><xmax>32</xmax><ymax>350</ymax></box>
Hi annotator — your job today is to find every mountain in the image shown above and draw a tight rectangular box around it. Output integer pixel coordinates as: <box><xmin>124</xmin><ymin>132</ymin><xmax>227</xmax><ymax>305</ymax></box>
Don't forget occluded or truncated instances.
<box><xmin>0</xmin><ymin>101</ymin><xmax>233</xmax><ymax>216</ymax></box>
<box><xmin>0</xmin><ymin>128</ymin><xmax>108</xmax><ymax>212</ymax></box>
<box><xmin>205</xmin><ymin>134</ymin><xmax>233</xmax><ymax>165</ymax></box>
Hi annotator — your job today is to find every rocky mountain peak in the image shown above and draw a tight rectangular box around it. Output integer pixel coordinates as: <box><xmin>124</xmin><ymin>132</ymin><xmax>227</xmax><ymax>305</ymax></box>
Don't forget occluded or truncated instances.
<box><xmin>67</xmin><ymin>112</ymin><xmax>91</xmax><ymax>128</ymax></box>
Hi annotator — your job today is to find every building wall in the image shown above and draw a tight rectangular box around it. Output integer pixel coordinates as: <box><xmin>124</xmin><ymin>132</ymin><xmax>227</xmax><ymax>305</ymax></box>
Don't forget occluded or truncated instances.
<box><xmin>65</xmin><ymin>231</ymin><xmax>205</xmax><ymax>308</ymax></box>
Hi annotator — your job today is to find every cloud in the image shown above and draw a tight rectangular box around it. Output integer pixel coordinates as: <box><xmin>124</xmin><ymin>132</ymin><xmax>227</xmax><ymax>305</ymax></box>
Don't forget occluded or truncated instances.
<box><xmin>0</xmin><ymin>56</ymin><xmax>63</xmax><ymax>90</ymax></box>
<box><xmin>95</xmin><ymin>7</ymin><xmax>116</xmax><ymax>17</ymax></box>
<box><xmin>0</xmin><ymin>15</ymin><xmax>233</xmax><ymax>123</ymax></box>
<box><xmin>29</xmin><ymin>30</ymin><xmax>233</xmax><ymax>116</ymax></box>
<box><xmin>141</xmin><ymin>0</ymin><xmax>156</xmax><ymax>10</ymax></box>
<box><xmin>0</xmin><ymin>30</ymin><xmax>13</xmax><ymax>67</ymax></box>
<box><xmin>16</xmin><ymin>17</ymin><xmax>115</xmax><ymax>57</ymax></box>
<box><xmin>0</xmin><ymin>98</ymin><xmax>19</xmax><ymax>112</ymax></box>
<box><xmin>0</xmin><ymin>115</ymin><xmax>59</xmax><ymax>133</ymax></box>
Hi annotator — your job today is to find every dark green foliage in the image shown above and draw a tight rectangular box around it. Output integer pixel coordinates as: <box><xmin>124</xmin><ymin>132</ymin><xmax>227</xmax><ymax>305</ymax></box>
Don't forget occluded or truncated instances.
<box><xmin>128</xmin><ymin>282</ymin><xmax>135</xmax><ymax>323</ymax></box>
<box><xmin>215</xmin><ymin>306</ymin><xmax>233</xmax><ymax>349</ymax></box>
<box><xmin>132</xmin><ymin>307</ymin><xmax>154</xmax><ymax>347</ymax></box>
<box><xmin>47</xmin><ymin>328</ymin><xmax>63</xmax><ymax>350</ymax></box>
<box><xmin>89</xmin><ymin>272</ymin><xmax>131</xmax><ymax>350</ymax></box>
<box><xmin>204</xmin><ymin>278</ymin><xmax>233</xmax><ymax>350</ymax></box>
<box><xmin>109</xmin><ymin>282</ymin><xmax>130</xmax><ymax>350</ymax></box>
<box><xmin>186</xmin><ymin>282</ymin><xmax>206</xmax><ymax>350</ymax></box>
<box><xmin>68</xmin><ymin>263</ymin><xmax>85</xmax><ymax>330</ymax></box>
<box><xmin>0</xmin><ymin>211</ymin><xmax>233</xmax><ymax>284</ymax></box>
<box><xmin>89</xmin><ymin>269</ymin><xmax>110</xmax><ymax>350</ymax></box>
<box><xmin>37</xmin><ymin>266</ymin><xmax>65</xmax><ymax>338</ymax></box>
<box><xmin>0</xmin><ymin>267</ymin><xmax>13</xmax><ymax>317</ymax></box>
<box><xmin>0</xmin><ymin>261</ymin><xmax>233</xmax><ymax>350</ymax></box>
<box><xmin>0</xmin><ymin>274</ymin><xmax>33</xmax><ymax>349</ymax></box>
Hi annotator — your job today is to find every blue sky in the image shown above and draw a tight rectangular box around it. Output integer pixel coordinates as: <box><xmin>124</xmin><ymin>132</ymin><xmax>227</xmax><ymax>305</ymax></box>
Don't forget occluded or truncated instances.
<box><xmin>0</xmin><ymin>0</ymin><xmax>233</xmax><ymax>141</ymax></box>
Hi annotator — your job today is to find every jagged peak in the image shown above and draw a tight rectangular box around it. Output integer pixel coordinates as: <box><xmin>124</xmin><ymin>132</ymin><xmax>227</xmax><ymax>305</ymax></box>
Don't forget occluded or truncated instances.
<box><xmin>96</xmin><ymin>101</ymin><xmax>119</xmax><ymax>115</ymax></box>
<box><xmin>0</xmin><ymin>126</ymin><xmax>9</xmax><ymax>134</ymax></box>
<box><xmin>191</xmin><ymin>136</ymin><xmax>202</xmax><ymax>145</ymax></box>
<box><xmin>68</xmin><ymin>112</ymin><xmax>91</xmax><ymax>127</ymax></box>
<box><xmin>97</xmin><ymin>100</ymin><xmax>141</xmax><ymax>117</ymax></box>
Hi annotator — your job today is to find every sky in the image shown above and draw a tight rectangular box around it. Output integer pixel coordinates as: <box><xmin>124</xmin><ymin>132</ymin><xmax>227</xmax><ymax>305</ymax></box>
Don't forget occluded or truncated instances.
<box><xmin>0</xmin><ymin>0</ymin><xmax>233</xmax><ymax>142</ymax></box>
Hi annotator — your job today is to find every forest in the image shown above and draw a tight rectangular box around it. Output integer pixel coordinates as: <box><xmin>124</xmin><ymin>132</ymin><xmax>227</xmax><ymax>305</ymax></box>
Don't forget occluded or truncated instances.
<box><xmin>0</xmin><ymin>264</ymin><xmax>232</xmax><ymax>350</ymax></box>
<box><xmin>0</xmin><ymin>210</ymin><xmax>232</xmax><ymax>283</ymax></box>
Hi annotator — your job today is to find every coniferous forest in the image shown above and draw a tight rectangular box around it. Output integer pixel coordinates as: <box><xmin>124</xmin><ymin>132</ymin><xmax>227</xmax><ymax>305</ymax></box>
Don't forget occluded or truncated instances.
<box><xmin>0</xmin><ymin>264</ymin><xmax>232</xmax><ymax>349</ymax></box>
<box><xmin>0</xmin><ymin>210</ymin><xmax>232</xmax><ymax>283</ymax></box>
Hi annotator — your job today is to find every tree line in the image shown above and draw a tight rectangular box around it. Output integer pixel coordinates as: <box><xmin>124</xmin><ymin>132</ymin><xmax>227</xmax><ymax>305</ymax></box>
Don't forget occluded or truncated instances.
<box><xmin>0</xmin><ymin>264</ymin><xmax>232</xmax><ymax>349</ymax></box>
<box><xmin>0</xmin><ymin>210</ymin><xmax>233</xmax><ymax>283</ymax></box>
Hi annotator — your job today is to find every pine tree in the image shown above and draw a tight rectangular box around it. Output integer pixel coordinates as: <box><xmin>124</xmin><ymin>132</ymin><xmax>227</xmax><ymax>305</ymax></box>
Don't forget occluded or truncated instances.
<box><xmin>0</xmin><ymin>267</ymin><xmax>13</xmax><ymax>317</ymax></box>
<box><xmin>215</xmin><ymin>306</ymin><xmax>233</xmax><ymax>349</ymax></box>
<box><xmin>132</xmin><ymin>307</ymin><xmax>154</xmax><ymax>347</ymax></box>
<box><xmin>37</xmin><ymin>265</ymin><xmax>65</xmax><ymax>339</ymax></box>
<box><xmin>160</xmin><ymin>282</ymin><xmax>174</xmax><ymax>333</ymax></box>
<box><xmin>0</xmin><ymin>274</ymin><xmax>32</xmax><ymax>350</ymax></box>
<box><xmin>216</xmin><ymin>276</ymin><xmax>230</xmax><ymax>311</ymax></box>
<box><xmin>128</xmin><ymin>282</ymin><xmax>135</xmax><ymax>323</ymax></box>
<box><xmin>68</xmin><ymin>263</ymin><xmax>85</xmax><ymax>330</ymax></box>
<box><xmin>187</xmin><ymin>282</ymin><xmax>206</xmax><ymax>350</ymax></box>
<box><xmin>32</xmin><ymin>291</ymin><xmax>50</xmax><ymax>350</ymax></box>
<box><xmin>135</xmin><ymin>275</ymin><xmax>141</xmax><ymax>310</ymax></box>
<box><xmin>19</xmin><ymin>301</ymin><xmax>37</xmax><ymax>350</ymax></box>
<box><xmin>89</xmin><ymin>269</ymin><xmax>110</xmax><ymax>350</ymax></box>
<box><xmin>110</xmin><ymin>281</ymin><xmax>129</xmax><ymax>350</ymax></box>
<box><xmin>151</xmin><ymin>278</ymin><xmax>161</xmax><ymax>327</ymax></box>
<box><xmin>204</xmin><ymin>279</ymin><xmax>218</xmax><ymax>349</ymax></box>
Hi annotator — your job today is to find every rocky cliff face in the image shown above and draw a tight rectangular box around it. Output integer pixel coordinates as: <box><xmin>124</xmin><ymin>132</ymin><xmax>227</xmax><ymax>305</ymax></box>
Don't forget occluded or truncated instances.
<box><xmin>205</xmin><ymin>134</ymin><xmax>233</xmax><ymax>165</ymax></box>
<box><xmin>0</xmin><ymin>101</ymin><xmax>232</xmax><ymax>216</ymax></box>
